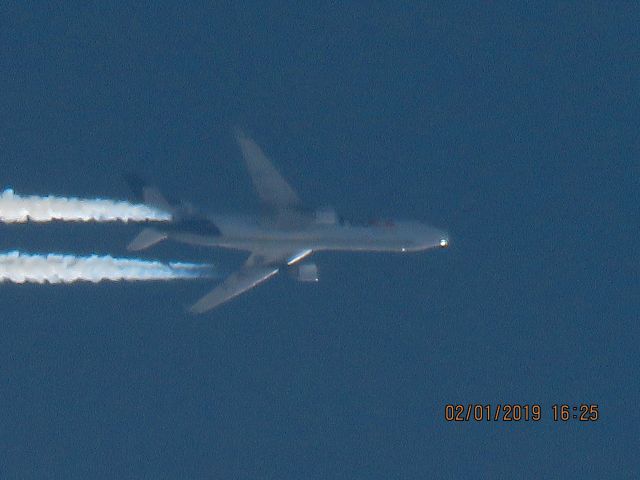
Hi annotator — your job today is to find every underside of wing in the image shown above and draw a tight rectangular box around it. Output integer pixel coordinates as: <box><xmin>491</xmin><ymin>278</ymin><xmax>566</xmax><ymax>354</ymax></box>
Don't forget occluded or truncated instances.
<box><xmin>188</xmin><ymin>248</ymin><xmax>313</xmax><ymax>313</ymax></box>
<box><xmin>233</xmin><ymin>128</ymin><xmax>302</xmax><ymax>211</ymax></box>
<box><xmin>189</xmin><ymin>264</ymin><xmax>279</xmax><ymax>314</ymax></box>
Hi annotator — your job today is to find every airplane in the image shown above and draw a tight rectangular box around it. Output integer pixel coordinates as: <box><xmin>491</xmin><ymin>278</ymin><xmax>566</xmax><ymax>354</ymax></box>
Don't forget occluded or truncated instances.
<box><xmin>126</xmin><ymin>129</ymin><xmax>449</xmax><ymax>313</ymax></box>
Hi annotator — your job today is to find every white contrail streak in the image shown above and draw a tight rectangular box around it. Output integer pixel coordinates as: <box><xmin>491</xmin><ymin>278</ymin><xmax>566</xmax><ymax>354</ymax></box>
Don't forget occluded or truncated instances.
<box><xmin>0</xmin><ymin>251</ymin><xmax>213</xmax><ymax>284</ymax></box>
<box><xmin>0</xmin><ymin>189</ymin><xmax>171</xmax><ymax>223</ymax></box>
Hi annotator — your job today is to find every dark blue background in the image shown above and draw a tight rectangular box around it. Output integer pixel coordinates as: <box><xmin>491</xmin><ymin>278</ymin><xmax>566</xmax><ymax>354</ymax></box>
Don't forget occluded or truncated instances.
<box><xmin>1</xmin><ymin>3</ymin><xmax>637</xmax><ymax>478</ymax></box>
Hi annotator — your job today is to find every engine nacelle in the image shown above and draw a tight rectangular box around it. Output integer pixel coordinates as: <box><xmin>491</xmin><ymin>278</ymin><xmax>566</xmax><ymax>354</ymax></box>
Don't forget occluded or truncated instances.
<box><xmin>315</xmin><ymin>206</ymin><xmax>338</xmax><ymax>225</ymax></box>
<box><xmin>294</xmin><ymin>262</ymin><xmax>319</xmax><ymax>282</ymax></box>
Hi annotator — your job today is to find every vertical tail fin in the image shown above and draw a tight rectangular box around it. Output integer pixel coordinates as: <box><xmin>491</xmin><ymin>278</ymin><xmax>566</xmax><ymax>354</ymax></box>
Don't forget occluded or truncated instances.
<box><xmin>123</xmin><ymin>173</ymin><xmax>173</xmax><ymax>214</ymax></box>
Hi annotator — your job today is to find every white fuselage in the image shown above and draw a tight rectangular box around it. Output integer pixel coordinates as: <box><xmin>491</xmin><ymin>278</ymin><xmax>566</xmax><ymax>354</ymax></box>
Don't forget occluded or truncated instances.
<box><xmin>168</xmin><ymin>212</ymin><xmax>448</xmax><ymax>257</ymax></box>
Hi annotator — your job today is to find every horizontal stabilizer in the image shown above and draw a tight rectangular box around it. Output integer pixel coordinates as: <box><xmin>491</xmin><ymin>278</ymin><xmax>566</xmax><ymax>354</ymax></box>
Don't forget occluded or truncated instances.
<box><xmin>128</xmin><ymin>228</ymin><xmax>167</xmax><ymax>251</ymax></box>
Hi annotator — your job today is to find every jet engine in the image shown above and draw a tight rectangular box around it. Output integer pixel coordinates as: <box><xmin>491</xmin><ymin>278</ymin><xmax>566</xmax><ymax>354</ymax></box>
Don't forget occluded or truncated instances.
<box><xmin>293</xmin><ymin>262</ymin><xmax>319</xmax><ymax>282</ymax></box>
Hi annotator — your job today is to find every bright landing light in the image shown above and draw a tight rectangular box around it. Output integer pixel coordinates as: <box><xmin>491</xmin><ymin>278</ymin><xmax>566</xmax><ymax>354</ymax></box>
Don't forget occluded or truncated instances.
<box><xmin>440</xmin><ymin>238</ymin><xmax>449</xmax><ymax>248</ymax></box>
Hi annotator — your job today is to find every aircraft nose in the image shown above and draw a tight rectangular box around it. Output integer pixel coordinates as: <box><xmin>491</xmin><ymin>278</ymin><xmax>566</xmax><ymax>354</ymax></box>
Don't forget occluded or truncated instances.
<box><xmin>419</xmin><ymin>227</ymin><xmax>448</xmax><ymax>250</ymax></box>
<box><xmin>431</xmin><ymin>229</ymin><xmax>449</xmax><ymax>249</ymax></box>
<box><xmin>405</xmin><ymin>223</ymin><xmax>449</xmax><ymax>251</ymax></box>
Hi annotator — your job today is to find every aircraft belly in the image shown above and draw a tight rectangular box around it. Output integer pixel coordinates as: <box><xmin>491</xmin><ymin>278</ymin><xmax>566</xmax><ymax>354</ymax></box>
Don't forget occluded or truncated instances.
<box><xmin>220</xmin><ymin>237</ymin><xmax>403</xmax><ymax>253</ymax></box>
<box><xmin>172</xmin><ymin>228</ymin><xmax>408</xmax><ymax>253</ymax></box>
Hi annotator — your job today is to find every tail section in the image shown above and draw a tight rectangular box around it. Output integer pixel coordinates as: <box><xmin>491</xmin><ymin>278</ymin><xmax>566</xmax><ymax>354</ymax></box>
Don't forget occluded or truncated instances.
<box><xmin>123</xmin><ymin>173</ymin><xmax>174</xmax><ymax>214</ymax></box>
<box><xmin>127</xmin><ymin>228</ymin><xmax>167</xmax><ymax>251</ymax></box>
<box><xmin>123</xmin><ymin>173</ymin><xmax>221</xmax><ymax>250</ymax></box>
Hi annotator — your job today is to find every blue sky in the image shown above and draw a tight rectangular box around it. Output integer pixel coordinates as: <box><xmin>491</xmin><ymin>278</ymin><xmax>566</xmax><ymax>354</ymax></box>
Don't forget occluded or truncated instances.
<box><xmin>0</xmin><ymin>3</ymin><xmax>637</xmax><ymax>478</ymax></box>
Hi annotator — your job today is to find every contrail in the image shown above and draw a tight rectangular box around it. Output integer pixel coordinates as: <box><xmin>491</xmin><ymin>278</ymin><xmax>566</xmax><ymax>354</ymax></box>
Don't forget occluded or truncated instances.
<box><xmin>0</xmin><ymin>251</ymin><xmax>214</xmax><ymax>284</ymax></box>
<box><xmin>0</xmin><ymin>189</ymin><xmax>171</xmax><ymax>223</ymax></box>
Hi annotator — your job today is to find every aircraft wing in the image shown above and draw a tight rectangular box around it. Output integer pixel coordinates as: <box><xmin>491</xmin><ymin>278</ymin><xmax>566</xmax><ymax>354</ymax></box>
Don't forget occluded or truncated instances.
<box><xmin>189</xmin><ymin>248</ymin><xmax>312</xmax><ymax>313</ymax></box>
<box><xmin>234</xmin><ymin>128</ymin><xmax>302</xmax><ymax>211</ymax></box>
<box><xmin>189</xmin><ymin>264</ymin><xmax>279</xmax><ymax>314</ymax></box>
